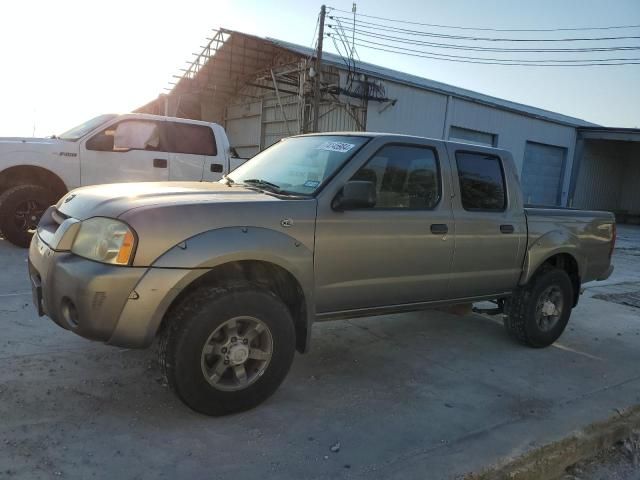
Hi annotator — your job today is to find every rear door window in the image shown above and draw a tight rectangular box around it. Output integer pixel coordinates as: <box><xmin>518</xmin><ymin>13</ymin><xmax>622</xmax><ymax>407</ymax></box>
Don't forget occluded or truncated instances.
<box><xmin>167</xmin><ymin>123</ymin><xmax>217</xmax><ymax>156</ymax></box>
<box><xmin>455</xmin><ymin>151</ymin><xmax>506</xmax><ymax>211</ymax></box>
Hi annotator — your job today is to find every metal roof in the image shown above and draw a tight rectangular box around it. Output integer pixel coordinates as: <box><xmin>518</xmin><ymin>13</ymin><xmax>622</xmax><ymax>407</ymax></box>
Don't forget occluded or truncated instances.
<box><xmin>266</xmin><ymin>37</ymin><xmax>600</xmax><ymax>128</ymax></box>
<box><xmin>140</xmin><ymin>29</ymin><xmax>599</xmax><ymax>128</ymax></box>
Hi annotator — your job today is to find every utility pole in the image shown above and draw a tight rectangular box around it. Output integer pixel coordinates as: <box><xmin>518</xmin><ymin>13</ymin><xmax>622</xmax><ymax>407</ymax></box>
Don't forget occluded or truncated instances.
<box><xmin>312</xmin><ymin>4</ymin><xmax>326</xmax><ymax>132</ymax></box>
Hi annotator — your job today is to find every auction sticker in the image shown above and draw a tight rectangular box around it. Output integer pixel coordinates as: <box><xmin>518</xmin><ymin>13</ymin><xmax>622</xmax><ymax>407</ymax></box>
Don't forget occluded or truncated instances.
<box><xmin>316</xmin><ymin>141</ymin><xmax>356</xmax><ymax>153</ymax></box>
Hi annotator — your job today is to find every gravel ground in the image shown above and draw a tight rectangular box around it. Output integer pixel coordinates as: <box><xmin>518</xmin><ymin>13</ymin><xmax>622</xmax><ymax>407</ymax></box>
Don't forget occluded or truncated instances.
<box><xmin>562</xmin><ymin>433</ymin><xmax>640</xmax><ymax>480</ymax></box>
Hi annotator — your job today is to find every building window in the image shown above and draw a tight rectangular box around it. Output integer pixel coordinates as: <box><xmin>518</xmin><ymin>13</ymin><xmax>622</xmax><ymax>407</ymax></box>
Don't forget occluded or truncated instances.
<box><xmin>449</xmin><ymin>126</ymin><xmax>497</xmax><ymax>147</ymax></box>
<box><xmin>455</xmin><ymin>152</ymin><xmax>506</xmax><ymax>211</ymax></box>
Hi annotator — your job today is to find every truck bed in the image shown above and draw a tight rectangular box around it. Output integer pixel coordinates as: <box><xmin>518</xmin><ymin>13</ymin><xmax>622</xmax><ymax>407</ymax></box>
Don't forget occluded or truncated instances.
<box><xmin>524</xmin><ymin>206</ymin><xmax>615</xmax><ymax>284</ymax></box>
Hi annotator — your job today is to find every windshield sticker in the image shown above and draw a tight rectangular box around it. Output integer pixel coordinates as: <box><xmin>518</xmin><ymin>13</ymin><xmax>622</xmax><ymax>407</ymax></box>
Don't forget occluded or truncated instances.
<box><xmin>316</xmin><ymin>141</ymin><xmax>356</xmax><ymax>153</ymax></box>
<box><xmin>303</xmin><ymin>180</ymin><xmax>320</xmax><ymax>188</ymax></box>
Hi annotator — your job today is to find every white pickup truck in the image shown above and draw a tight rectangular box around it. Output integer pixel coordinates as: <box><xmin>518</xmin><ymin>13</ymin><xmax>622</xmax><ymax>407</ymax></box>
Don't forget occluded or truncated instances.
<box><xmin>0</xmin><ymin>113</ymin><xmax>241</xmax><ymax>247</ymax></box>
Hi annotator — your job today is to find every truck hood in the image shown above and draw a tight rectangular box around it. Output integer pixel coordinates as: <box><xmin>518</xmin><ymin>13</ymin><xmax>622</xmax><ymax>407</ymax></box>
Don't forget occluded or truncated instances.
<box><xmin>56</xmin><ymin>181</ymin><xmax>283</xmax><ymax>220</ymax></box>
<box><xmin>0</xmin><ymin>137</ymin><xmax>63</xmax><ymax>145</ymax></box>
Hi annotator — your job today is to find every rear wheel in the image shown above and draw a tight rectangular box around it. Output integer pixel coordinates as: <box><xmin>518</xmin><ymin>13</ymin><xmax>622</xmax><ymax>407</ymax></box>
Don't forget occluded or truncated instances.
<box><xmin>0</xmin><ymin>184</ymin><xmax>56</xmax><ymax>248</ymax></box>
<box><xmin>504</xmin><ymin>267</ymin><xmax>574</xmax><ymax>348</ymax></box>
<box><xmin>159</xmin><ymin>284</ymin><xmax>296</xmax><ymax>416</ymax></box>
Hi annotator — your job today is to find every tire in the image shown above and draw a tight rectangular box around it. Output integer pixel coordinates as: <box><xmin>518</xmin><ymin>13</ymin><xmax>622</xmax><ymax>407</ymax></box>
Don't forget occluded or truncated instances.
<box><xmin>159</xmin><ymin>284</ymin><xmax>296</xmax><ymax>416</ymax></box>
<box><xmin>0</xmin><ymin>184</ymin><xmax>56</xmax><ymax>248</ymax></box>
<box><xmin>504</xmin><ymin>267</ymin><xmax>574</xmax><ymax>348</ymax></box>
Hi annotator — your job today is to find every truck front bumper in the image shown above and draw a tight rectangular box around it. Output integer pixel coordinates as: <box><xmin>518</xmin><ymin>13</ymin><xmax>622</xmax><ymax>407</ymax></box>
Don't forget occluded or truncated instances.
<box><xmin>28</xmin><ymin>232</ymin><xmax>199</xmax><ymax>348</ymax></box>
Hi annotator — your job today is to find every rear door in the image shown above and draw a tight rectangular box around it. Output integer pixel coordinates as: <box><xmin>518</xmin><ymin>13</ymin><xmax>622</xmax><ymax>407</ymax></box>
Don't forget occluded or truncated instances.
<box><xmin>80</xmin><ymin>118</ymin><xmax>170</xmax><ymax>185</ymax></box>
<box><xmin>446</xmin><ymin>146</ymin><xmax>526</xmax><ymax>298</ymax></box>
<box><xmin>166</xmin><ymin>122</ymin><xmax>222</xmax><ymax>181</ymax></box>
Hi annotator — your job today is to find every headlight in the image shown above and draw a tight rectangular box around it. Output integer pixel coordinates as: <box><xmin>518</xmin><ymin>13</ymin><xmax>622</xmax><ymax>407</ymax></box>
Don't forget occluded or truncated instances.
<box><xmin>71</xmin><ymin>217</ymin><xmax>136</xmax><ymax>265</ymax></box>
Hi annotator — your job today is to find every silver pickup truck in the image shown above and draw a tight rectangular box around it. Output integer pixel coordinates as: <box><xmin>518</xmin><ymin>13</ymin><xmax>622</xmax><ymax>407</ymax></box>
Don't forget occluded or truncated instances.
<box><xmin>28</xmin><ymin>133</ymin><xmax>616</xmax><ymax>416</ymax></box>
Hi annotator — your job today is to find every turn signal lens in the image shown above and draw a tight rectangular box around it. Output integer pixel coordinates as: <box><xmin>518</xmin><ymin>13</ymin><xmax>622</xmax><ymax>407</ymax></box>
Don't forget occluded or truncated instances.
<box><xmin>116</xmin><ymin>230</ymin><xmax>135</xmax><ymax>265</ymax></box>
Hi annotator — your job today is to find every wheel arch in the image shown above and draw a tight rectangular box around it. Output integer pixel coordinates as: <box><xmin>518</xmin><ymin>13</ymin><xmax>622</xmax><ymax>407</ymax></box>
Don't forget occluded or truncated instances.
<box><xmin>0</xmin><ymin>165</ymin><xmax>68</xmax><ymax>199</ymax></box>
<box><xmin>523</xmin><ymin>251</ymin><xmax>581</xmax><ymax>307</ymax></box>
<box><xmin>157</xmin><ymin>260</ymin><xmax>311</xmax><ymax>353</ymax></box>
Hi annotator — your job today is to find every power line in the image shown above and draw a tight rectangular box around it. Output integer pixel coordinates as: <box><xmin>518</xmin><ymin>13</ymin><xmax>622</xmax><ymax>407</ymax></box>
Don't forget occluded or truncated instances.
<box><xmin>333</xmin><ymin>34</ymin><xmax>640</xmax><ymax>63</ymax></box>
<box><xmin>346</xmin><ymin>39</ymin><xmax>640</xmax><ymax>66</ymax></box>
<box><xmin>327</xmin><ymin>7</ymin><xmax>640</xmax><ymax>33</ymax></box>
<box><xmin>327</xmin><ymin>24</ymin><xmax>640</xmax><ymax>53</ymax></box>
<box><xmin>329</xmin><ymin>15</ymin><xmax>640</xmax><ymax>42</ymax></box>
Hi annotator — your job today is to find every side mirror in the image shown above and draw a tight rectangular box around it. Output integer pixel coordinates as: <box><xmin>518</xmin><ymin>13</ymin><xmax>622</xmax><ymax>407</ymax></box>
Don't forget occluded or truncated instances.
<box><xmin>86</xmin><ymin>133</ymin><xmax>114</xmax><ymax>152</ymax></box>
<box><xmin>230</xmin><ymin>147</ymin><xmax>240</xmax><ymax>158</ymax></box>
<box><xmin>332</xmin><ymin>181</ymin><xmax>376</xmax><ymax>211</ymax></box>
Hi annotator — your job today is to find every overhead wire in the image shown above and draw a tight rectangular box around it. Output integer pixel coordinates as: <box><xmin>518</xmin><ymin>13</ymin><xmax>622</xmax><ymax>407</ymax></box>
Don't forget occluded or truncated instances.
<box><xmin>341</xmin><ymin>39</ymin><xmax>640</xmax><ymax>66</ymax></box>
<box><xmin>326</xmin><ymin>7</ymin><xmax>640</xmax><ymax>33</ymax></box>
<box><xmin>329</xmin><ymin>15</ymin><xmax>640</xmax><ymax>42</ymax></box>
<box><xmin>332</xmin><ymin>34</ymin><xmax>640</xmax><ymax>64</ymax></box>
<box><xmin>323</xmin><ymin>7</ymin><xmax>640</xmax><ymax>67</ymax></box>
<box><xmin>328</xmin><ymin>24</ymin><xmax>640</xmax><ymax>53</ymax></box>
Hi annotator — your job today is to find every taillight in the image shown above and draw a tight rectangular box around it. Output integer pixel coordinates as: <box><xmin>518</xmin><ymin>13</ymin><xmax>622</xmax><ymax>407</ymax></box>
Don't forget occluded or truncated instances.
<box><xmin>609</xmin><ymin>223</ymin><xmax>616</xmax><ymax>260</ymax></box>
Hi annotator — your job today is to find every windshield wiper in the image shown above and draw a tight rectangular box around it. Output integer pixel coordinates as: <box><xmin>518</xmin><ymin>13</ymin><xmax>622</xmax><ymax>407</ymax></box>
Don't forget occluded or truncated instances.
<box><xmin>241</xmin><ymin>179</ymin><xmax>284</xmax><ymax>193</ymax></box>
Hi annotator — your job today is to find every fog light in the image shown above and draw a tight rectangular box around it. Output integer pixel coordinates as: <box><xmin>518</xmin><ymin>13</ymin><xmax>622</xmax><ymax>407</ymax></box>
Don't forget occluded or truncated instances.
<box><xmin>61</xmin><ymin>297</ymin><xmax>79</xmax><ymax>327</ymax></box>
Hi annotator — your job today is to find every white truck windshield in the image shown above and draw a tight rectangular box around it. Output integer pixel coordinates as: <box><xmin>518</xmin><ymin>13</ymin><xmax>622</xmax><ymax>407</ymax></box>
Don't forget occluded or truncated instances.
<box><xmin>58</xmin><ymin>114</ymin><xmax>118</xmax><ymax>141</ymax></box>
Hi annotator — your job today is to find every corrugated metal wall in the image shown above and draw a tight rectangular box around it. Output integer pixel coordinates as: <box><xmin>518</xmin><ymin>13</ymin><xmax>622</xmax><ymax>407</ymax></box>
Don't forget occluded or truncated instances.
<box><xmin>620</xmin><ymin>144</ymin><xmax>640</xmax><ymax>212</ymax></box>
<box><xmin>366</xmin><ymin>81</ymin><xmax>447</xmax><ymax>138</ymax></box>
<box><xmin>572</xmin><ymin>140</ymin><xmax>626</xmax><ymax>210</ymax></box>
<box><xmin>446</xmin><ymin>98</ymin><xmax>576</xmax><ymax>183</ymax></box>
<box><xmin>262</xmin><ymin>95</ymin><xmax>300</xmax><ymax>149</ymax></box>
<box><xmin>225</xmin><ymin>100</ymin><xmax>263</xmax><ymax>158</ymax></box>
<box><xmin>366</xmin><ymin>79</ymin><xmax>577</xmax><ymax>205</ymax></box>
<box><xmin>572</xmin><ymin>140</ymin><xmax>640</xmax><ymax>213</ymax></box>
<box><xmin>317</xmin><ymin>102</ymin><xmax>365</xmax><ymax>132</ymax></box>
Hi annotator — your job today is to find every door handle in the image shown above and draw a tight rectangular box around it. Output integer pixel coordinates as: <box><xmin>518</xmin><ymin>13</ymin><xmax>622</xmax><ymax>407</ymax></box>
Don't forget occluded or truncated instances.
<box><xmin>153</xmin><ymin>158</ymin><xmax>167</xmax><ymax>168</ymax></box>
<box><xmin>500</xmin><ymin>224</ymin><xmax>515</xmax><ymax>234</ymax></box>
<box><xmin>430</xmin><ymin>224</ymin><xmax>448</xmax><ymax>235</ymax></box>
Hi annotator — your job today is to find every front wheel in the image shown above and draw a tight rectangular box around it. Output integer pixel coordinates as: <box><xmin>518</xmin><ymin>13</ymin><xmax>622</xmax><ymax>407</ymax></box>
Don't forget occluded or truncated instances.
<box><xmin>504</xmin><ymin>267</ymin><xmax>574</xmax><ymax>348</ymax></box>
<box><xmin>159</xmin><ymin>284</ymin><xmax>296</xmax><ymax>416</ymax></box>
<box><xmin>0</xmin><ymin>184</ymin><xmax>56</xmax><ymax>248</ymax></box>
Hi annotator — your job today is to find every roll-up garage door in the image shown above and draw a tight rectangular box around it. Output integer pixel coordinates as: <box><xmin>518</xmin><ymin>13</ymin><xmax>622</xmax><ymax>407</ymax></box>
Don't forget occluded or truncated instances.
<box><xmin>521</xmin><ymin>141</ymin><xmax>567</xmax><ymax>206</ymax></box>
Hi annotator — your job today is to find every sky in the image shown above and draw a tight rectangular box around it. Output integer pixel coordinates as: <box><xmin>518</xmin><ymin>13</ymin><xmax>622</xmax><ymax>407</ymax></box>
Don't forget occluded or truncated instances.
<box><xmin>0</xmin><ymin>0</ymin><xmax>638</xmax><ymax>137</ymax></box>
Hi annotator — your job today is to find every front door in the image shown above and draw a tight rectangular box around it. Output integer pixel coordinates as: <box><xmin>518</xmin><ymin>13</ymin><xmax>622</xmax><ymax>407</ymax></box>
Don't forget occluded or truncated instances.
<box><xmin>314</xmin><ymin>141</ymin><xmax>455</xmax><ymax>314</ymax></box>
<box><xmin>80</xmin><ymin>118</ymin><xmax>169</xmax><ymax>185</ymax></box>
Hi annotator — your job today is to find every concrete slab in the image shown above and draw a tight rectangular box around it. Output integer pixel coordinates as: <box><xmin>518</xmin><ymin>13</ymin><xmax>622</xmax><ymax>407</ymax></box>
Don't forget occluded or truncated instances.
<box><xmin>1</xmin><ymin>227</ymin><xmax>640</xmax><ymax>479</ymax></box>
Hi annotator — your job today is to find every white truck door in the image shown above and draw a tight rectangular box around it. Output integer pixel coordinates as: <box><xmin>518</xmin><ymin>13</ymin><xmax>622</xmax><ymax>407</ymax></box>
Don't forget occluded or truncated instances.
<box><xmin>165</xmin><ymin>122</ymin><xmax>209</xmax><ymax>181</ymax></box>
<box><xmin>80</xmin><ymin>119</ymin><xmax>169</xmax><ymax>185</ymax></box>
<box><xmin>201</xmin><ymin>124</ymin><xmax>227</xmax><ymax>182</ymax></box>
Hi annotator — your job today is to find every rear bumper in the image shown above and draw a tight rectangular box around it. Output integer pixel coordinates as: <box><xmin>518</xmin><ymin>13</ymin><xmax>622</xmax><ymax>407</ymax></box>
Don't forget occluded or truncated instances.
<box><xmin>597</xmin><ymin>264</ymin><xmax>615</xmax><ymax>281</ymax></box>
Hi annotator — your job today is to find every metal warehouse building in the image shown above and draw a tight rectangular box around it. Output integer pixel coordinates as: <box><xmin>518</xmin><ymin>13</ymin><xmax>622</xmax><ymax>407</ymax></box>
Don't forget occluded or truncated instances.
<box><xmin>138</xmin><ymin>29</ymin><xmax>640</xmax><ymax>219</ymax></box>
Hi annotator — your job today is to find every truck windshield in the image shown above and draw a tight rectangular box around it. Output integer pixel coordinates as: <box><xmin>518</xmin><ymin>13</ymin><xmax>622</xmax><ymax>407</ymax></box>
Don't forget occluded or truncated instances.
<box><xmin>58</xmin><ymin>114</ymin><xmax>118</xmax><ymax>141</ymax></box>
<box><xmin>225</xmin><ymin>135</ymin><xmax>369</xmax><ymax>195</ymax></box>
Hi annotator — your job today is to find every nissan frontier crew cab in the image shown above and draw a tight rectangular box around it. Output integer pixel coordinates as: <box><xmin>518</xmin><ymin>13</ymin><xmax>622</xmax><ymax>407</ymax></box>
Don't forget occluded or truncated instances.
<box><xmin>0</xmin><ymin>113</ymin><xmax>240</xmax><ymax>247</ymax></box>
<box><xmin>28</xmin><ymin>133</ymin><xmax>616</xmax><ymax>416</ymax></box>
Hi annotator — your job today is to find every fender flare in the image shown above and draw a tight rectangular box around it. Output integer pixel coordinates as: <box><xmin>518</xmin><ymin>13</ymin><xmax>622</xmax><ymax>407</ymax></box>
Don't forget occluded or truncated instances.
<box><xmin>110</xmin><ymin>227</ymin><xmax>315</xmax><ymax>349</ymax></box>
<box><xmin>520</xmin><ymin>229</ymin><xmax>585</xmax><ymax>286</ymax></box>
